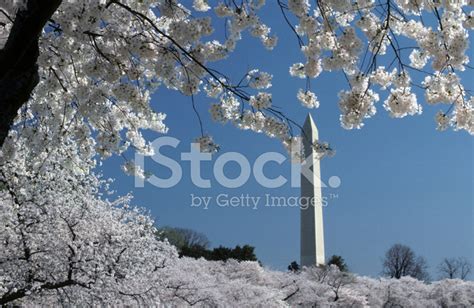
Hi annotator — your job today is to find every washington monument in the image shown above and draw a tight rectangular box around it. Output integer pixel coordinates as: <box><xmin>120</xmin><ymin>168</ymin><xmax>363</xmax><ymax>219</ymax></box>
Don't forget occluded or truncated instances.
<box><xmin>300</xmin><ymin>113</ymin><xmax>325</xmax><ymax>267</ymax></box>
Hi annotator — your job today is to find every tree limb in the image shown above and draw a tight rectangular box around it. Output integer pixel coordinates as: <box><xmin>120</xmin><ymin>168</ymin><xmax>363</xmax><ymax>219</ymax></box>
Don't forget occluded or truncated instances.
<box><xmin>0</xmin><ymin>0</ymin><xmax>62</xmax><ymax>146</ymax></box>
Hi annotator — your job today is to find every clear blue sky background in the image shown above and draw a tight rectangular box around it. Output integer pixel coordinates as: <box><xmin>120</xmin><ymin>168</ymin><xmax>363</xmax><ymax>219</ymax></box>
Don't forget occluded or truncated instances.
<box><xmin>102</xmin><ymin>2</ymin><xmax>473</xmax><ymax>278</ymax></box>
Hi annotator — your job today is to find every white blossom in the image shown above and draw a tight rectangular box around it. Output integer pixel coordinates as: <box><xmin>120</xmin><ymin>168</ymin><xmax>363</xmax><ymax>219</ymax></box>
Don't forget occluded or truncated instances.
<box><xmin>247</xmin><ymin>70</ymin><xmax>273</xmax><ymax>89</ymax></box>
<box><xmin>194</xmin><ymin>135</ymin><xmax>220</xmax><ymax>153</ymax></box>
<box><xmin>383</xmin><ymin>87</ymin><xmax>422</xmax><ymax>118</ymax></box>
<box><xmin>204</xmin><ymin>79</ymin><xmax>224</xmax><ymax>98</ymax></box>
<box><xmin>452</xmin><ymin>99</ymin><xmax>474</xmax><ymax>134</ymax></box>
<box><xmin>122</xmin><ymin>160</ymin><xmax>147</xmax><ymax>179</ymax></box>
<box><xmin>193</xmin><ymin>0</ymin><xmax>210</xmax><ymax>12</ymax></box>
<box><xmin>297</xmin><ymin>89</ymin><xmax>320</xmax><ymax>109</ymax></box>
<box><xmin>435</xmin><ymin>111</ymin><xmax>450</xmax><ymax>131</ymax></box>
<box><xmin>338</xmin><ymin>88</ymin><xmax>379</xmax><ymax>129</ymax></box>
<box><xmin>250</xmin><ymin>92</ymin><xmax>272</xmax><ymax>109</ymax></box>
<box><xmin>214</xmin><ymin>3</ymin><xmax>233</xmax><ymax>17</ymax></box>
<box><xmin>370</xmin><ymin>67</ymin><xmax>393</xmax><ymax>89</ymax></box>
<box><xmin>290</xmin><ymin>63</ymin><xmax>306</xmax><ymax>79</ymax></box>
<box><xmin>409</xmin><ymin>49</ymin><xmax>429</xmax><ymax>69</ymax></box>
<box><xmin>423</xmin><ymin>73</ymin><xmax>464</xmax><ymax>105</ymax></box>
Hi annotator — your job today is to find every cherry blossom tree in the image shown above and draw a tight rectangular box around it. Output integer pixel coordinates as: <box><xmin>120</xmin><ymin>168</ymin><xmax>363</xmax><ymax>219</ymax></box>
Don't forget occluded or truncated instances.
<box><xmin>1</xmin><ymin>0</ymin><xmax>472</xmax><ymax>173</ymax></box>
<box><xmin>1</xmin><ymin>140</ymin><xmax>473</xmax><ymax>306</ymax></box>
<box><xmin>1</xmin><ymin>1</ymin><xmax>474</xmax><ymax>305</ymax></box>
<box><xmin>280</xmin><ymin>0</ymin><xmax>473</xmax><ymax>133</ymax></box>
<box><xmin>0</xmin><ymin>137</ymin><xmax>180</xmax><ymax>305</ymax></box>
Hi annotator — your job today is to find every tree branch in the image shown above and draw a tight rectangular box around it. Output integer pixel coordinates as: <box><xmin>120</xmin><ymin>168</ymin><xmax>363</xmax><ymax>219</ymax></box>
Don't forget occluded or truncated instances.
<box><xmin>0</xmin><ymin>0</ymin><xmax>62</xmax><ymax>146</ymax></box>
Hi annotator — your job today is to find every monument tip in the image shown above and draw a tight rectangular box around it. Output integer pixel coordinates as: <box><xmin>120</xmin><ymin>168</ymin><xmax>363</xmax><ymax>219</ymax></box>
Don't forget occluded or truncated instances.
<box><xmin>303</xmin><ymin>113</ymin><xmax>318</xmax><ymax>136</ymax></box>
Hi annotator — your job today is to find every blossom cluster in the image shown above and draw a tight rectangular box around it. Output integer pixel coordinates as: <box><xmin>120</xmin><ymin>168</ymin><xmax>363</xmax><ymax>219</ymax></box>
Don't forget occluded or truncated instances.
<box><xmin>284</xmin><ymin>0</ymin><xmax>473</xmax><ymax>134</ymax></box>
<box><xmin>0</xmin><ymin>0</ymin><xmax>287</xmax><ymax>173</ymax></box>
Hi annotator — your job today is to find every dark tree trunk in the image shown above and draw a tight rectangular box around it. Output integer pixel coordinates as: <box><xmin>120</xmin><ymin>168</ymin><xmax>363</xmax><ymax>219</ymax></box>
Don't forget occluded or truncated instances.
<box><xmin>0</xmin><ymin>0</ymin><xmax>62</xmax><ymax>147</ymax></box>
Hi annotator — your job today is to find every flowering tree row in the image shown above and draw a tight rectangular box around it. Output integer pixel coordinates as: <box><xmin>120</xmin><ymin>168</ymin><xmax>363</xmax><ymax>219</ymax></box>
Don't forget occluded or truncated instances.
<box><xmin>1</xmin><ymin>138</ymin><xmax>473</xmax><ymax>306</ymax></box>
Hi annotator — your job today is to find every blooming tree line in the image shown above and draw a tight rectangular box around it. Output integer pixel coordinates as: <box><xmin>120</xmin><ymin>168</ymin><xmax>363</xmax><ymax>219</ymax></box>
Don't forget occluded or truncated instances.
<box><xmin>0</xmin><ymin>0</ymin><xmax>473</xmax><ymax>305</ymax></box>
<box><xmin>1</xmin><ymin>140</ymin><xmax>473</xmax><ymax>306</ymax></box>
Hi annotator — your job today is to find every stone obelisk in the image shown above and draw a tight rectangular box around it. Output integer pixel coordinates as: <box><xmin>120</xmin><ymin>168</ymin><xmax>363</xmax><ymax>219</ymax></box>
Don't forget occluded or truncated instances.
<box><xmin>300</xmin><ymin>113</ymin><xmax>325</xmax><ymax>267</ymax></box>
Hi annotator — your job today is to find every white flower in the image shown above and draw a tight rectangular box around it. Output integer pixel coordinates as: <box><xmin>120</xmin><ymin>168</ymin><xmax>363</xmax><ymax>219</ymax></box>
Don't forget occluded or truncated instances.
<box><xmin>383</xmin><ymin>87</ymin><xmax>422</xmax><ymax>118</ymax></box>
<box><xmin>288</xmin><ymin>0</ymin><xmax>310</xmax><ymax>17</ymax></box>
<box><xmin>247</xmin><ymin>70</ymin><xmax>273</xmax><ymax>89</ymax></box>
<box><xmin>435</xmin><ymin>111</ymin><xmax>450</xmax><ymax>131</ymax></box>
<box><xmin>249</xmin><ymin>92</ymin><xmax>272</xmax><ymax>109</ymax></box>
<box><xmin>297</xmin><ymin>89</ymin><xmax>319</xmax><ymax>109</ymax></box>
<box><xmin>237</xmin><ymin>110</ymin><xmax>266</xmax><ymax>132</ymax></box>
<box><xmin>210</xmin><ymin>94</ymin><xmax>240</xmax><ymax>123</ymax></box>
<box><xmin>204</xmin><ymin>79</ymin><xmax>223</xmax><ymax>98</ymax></box>
<box><xmin>282</xmin><ymin>136</ymin><xmax>304</xmax><ymax>162</ymax></box>
<box><xmin>264</xmin><ymin>116</ymin><xmax>289</xmax><ymax>138</ymax></box>
<box><xmin>194</xmin><ymin>135</ymin><xmax>219</xmax><ymax>153</ymax></box>
<box><xmin>452</xmin><ymin>100</ymin><xmax>474</xmax><ymax>134</ymax></box>
<box><xmin>214</xmin><ymin>3</ymin><xmax>233</xmax><ymax>17</ymax></box>
<box><xmin>289</xmin><ymin>63</ymin><xmax>306</xmax><ymax>79</ymax></box>
<box><xmin>262</xmin><ymin>34</ymin><xmax>278</xmax><ymax>50</ymax></box>
<box><xmin>193</xmin><ymin>0</ymin><xmax>210</xmax><ymax>12</ymax></box>
<box><xmin>409</xmin><ymin>49</ymin><xmax>429</xmax><ymax>69</ymax></box>
<box><xmin>313</xmin><ymin>141</ymin><xmax>335</xmax><ymax>158</ymax></box>
<box><xmin>304</xmin><ymin>58</ymin><xmax>322</xmax><ymax>78</ymax></box>
<box><xmin>210</xmin><ymin>104</ymin><xmax>225</xmax><ymax>122</ymax></box>
<box><xmin>121</xmin><ymin>160</ymin><xmax>146</xmax><ymax>179</ymax></box>
<box><xmin>251</xmin><ymin>23</ymin><xmax>271</xmax><ymax>38</ymax></box>
<box><xmin>423</xmin><ymin>73</ymin><xmax>464</xmax><ymax>104</ymax></box>
<box><xmin>370</xmin><ymin>67</ymin><xmax>393</xmax><ymax>89</ymax></box>
<box><xmin>392</xmin><ymin>71</ymin><xmax>411</xmax><ymax>88</ymax></box>
<box><xmin>338</xmin><ymin>88</ymin><xmax>379</xmax><ymax>129</ymax></box>
<box><xmin>463</xmin><ymin>11</ymin><xmax>474</xmax><ymax>29</ymax></box>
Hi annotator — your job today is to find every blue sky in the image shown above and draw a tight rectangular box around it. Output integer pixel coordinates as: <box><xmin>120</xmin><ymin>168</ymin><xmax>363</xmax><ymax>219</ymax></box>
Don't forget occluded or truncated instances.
<box><xmin>102</xmin><ymin>2</ymin><xmax>473</xmax><ymax>278</ymax></box>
